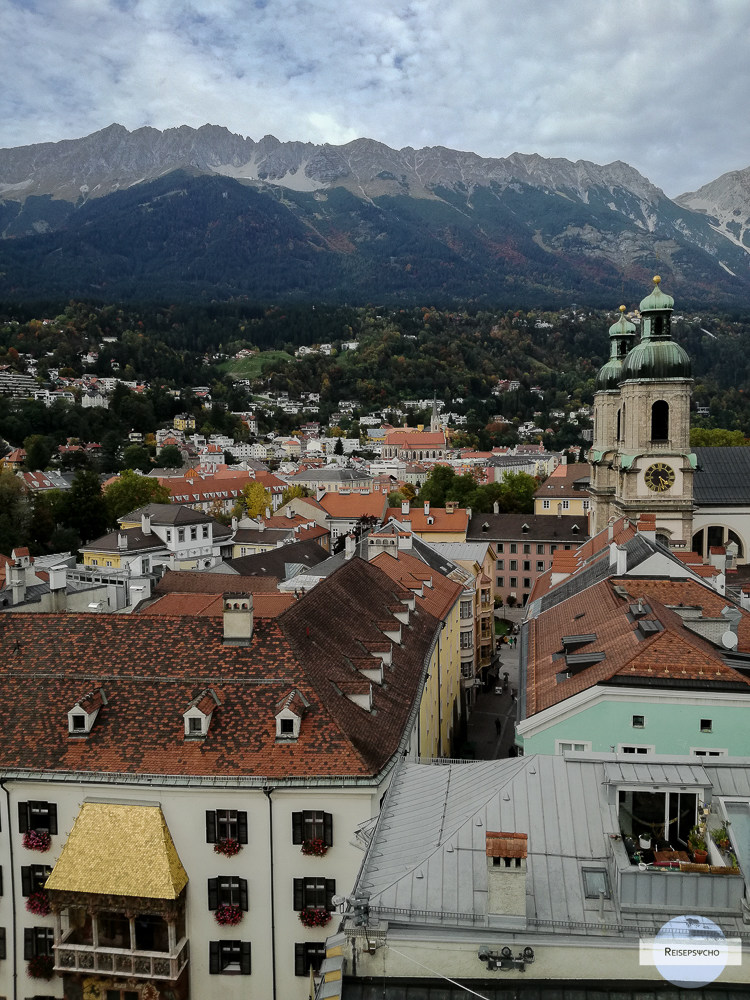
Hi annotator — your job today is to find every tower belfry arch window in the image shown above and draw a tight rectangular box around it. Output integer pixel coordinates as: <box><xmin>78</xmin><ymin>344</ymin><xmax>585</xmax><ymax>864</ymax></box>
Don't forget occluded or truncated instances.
<box><xmin>651</xmin><ymin>400</ymin><xmax>669</xmax><ymax>442</ymax></box>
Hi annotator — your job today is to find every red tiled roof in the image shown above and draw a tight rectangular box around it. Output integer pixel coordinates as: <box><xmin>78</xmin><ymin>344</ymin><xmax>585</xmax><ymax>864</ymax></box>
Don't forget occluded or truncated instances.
<box><xmin>156</xmin><ymin>570</ymin><xmax>280</xmax><ymax>593</ymax></box>
<box><xmin>371</xmin><ymin>550</ymin><xmax>463</xmax><ymax>621</ymax></box>
<box><xmin>486</xmin><ymin>831</ymin><xmax>527</xmax><ymax>858</ymax></box>
<box><xmin>140</xmin><ymin>592</ymin><xmax>295</xmax><ymax>618</ymax></box>
<box><xmin>0</xmin><ymin>558</ymin><xmax>439</xmax><ymax>779</ymax></box>
<box><xmin>388</xmin><ymin>507</ymin><xmax>469</xmax><ymax>533</ymax></box>
<box><xmin>385</xmin><ymin>430</ymin><xmax>446</xmax><ymax>448</ymax></box>
<box><xmin>534</xmin><ymin>463</ymin><xmax>592</xmax><ymax>498</ymax></box>
<box><xmin>526</xmin><ymin>578</ymin><xmax>750</xmax><ymax>718</ymax></box>
<box><xmin>319</xmin><ymin>492</ymin><xmax>388</xmax><ymax>519</ymax></box>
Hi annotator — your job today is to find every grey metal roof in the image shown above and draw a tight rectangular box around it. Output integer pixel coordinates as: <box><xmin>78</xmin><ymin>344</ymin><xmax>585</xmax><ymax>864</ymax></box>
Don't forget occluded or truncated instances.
<box><xmin>694</xmin><ymin>447</ymin><xmax>750</xmax><ymax>505</ymax></box>
<box><xmin>426</xmin><ymin>541</ymin><xmax>492</xmax><ymax>564</ymax></box>
<box><xmin>354</xmin><ymin>754</ymin><xmax>750</xmax><ymax>936</ymax></box>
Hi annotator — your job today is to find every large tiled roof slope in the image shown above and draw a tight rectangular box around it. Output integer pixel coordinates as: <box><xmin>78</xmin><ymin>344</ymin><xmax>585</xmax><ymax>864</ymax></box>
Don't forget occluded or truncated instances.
<box><xmin>526</xmin><ymin>577</ymin><xmax>750</xmax><ymax>717</ymax></box>
<box><xmin>693</xmin><ymin>447</ymin><xmax>750</xmax><ymax>504</ymax></box>
<box><xmin>0</xmin><ymin>559</ymin><xmax>437</xmax><ymax>780</ymax></box>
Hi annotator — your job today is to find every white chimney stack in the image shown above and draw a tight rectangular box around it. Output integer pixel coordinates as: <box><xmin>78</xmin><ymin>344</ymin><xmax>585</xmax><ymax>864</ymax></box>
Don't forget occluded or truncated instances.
<box><xmin>401</xmin><ymin>501</ymin><xmax>410</xmax><ymax>515</ymax></box>
<box><xmin>223</xmin><ymin>593</ymin><xmax>254</xmax><ymax>645</ymax></box>
<box><xmin>345</xmin><ymin>533</ymin><xmax>355</xmax><ymax>560</ymax></box>
<box><xmin>141</xmin><ymin>513</ymin><xmax>152</xmax><ymax>535</ymax></box>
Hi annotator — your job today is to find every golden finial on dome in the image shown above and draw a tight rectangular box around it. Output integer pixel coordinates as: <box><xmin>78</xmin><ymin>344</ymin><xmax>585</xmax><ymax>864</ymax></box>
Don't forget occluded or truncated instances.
<box><xmin>619</xmin><ymin>305</ymin><xmax>626</xmax><ymax>313</ymax></box>
<box><xmin>653</xmin><ymin>275</ymin><xmax>661</xmax><ymax>285</ymax></box>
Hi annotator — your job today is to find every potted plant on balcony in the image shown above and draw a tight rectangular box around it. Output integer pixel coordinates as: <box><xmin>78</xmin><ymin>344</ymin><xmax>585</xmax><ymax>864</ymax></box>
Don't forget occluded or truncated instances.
<box><xmin>688</xmin><ymin>825</ymin><xmax>708</xmax><ymax>864</ymax></box>
<box><xmin>298</xmin><ymin>907</ymin><xmax>332</xmax><ymax>928</ymax></box>
<box><xmin>27</xmin><ymin>954</ymin><xmax>54</xmax><ymax>979</ymax></box>
<box><xmin>638</xmin><ymin>831</ymin><xmax>652</xmax><ymax>850</ymax></box>
<box><xmin>26</xmin><ymin>889</ymin><xmax>51</xmax><ymax>916</ymax></box>
<box><xmin>213</xmin><ymin>837</ymin><xmax>241</xmax><ymax>857</ymax></box>
<box><xmin>215</xmin><ymin>903</ymin><xmax>243</xmax><ymax>926</ymax></box>
<box><xmin>711</xmin><ymin>824</ymin><xmax>731</xmax><ymax>853</ymax></box>
<box><xmin>301</xmin><ymin>837</ymin><xmax>328</xmax><ymax>858</ymax></box>
<box><xmin>22</xmin><ymin>829</ymin><xmax>51</xmax><ymax>852</ymax></box>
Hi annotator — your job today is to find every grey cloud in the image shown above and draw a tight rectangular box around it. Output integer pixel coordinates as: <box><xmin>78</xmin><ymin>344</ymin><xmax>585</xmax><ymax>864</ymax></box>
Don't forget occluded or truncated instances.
<box><xmin>2</xmin><ymin>0</ymin><xmax>749</xmax><ymax>196</ymax></box>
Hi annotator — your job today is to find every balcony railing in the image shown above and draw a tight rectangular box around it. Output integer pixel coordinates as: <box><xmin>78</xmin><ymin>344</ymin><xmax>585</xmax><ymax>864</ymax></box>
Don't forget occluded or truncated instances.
<box><xmin>55</xmin><ymin>936</ymin><xmax>189</xmax><ymax>981</ymax></box>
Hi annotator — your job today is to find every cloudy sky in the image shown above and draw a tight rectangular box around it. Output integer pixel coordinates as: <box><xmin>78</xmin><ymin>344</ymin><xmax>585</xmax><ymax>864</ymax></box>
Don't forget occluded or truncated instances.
<box><xmin>3</xmin><ymin>0</ymin><xmax>748</xmax><ymax>197</ymax></box>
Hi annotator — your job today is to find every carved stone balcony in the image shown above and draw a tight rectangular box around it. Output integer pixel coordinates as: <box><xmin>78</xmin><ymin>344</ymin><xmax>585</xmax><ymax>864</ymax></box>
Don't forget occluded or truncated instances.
<box><xmin>55</xmin><ymin>934</ymin><xmax>189</xmax><ymax>981</ymax></box>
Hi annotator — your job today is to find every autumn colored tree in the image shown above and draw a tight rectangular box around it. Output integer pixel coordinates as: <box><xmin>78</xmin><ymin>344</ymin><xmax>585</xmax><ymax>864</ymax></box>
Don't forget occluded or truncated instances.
<box><xmin>232</xmin><ymin>481</ymin><xmax>272</xmax><ymax>519</ymax></box>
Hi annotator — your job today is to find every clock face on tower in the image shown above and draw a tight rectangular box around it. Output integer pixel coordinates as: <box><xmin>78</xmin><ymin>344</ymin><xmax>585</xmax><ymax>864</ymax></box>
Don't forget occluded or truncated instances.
<box><xmin>644</xmin><ymin>462</ymin><xmax>676</xmax><ymax>493</ymax></box>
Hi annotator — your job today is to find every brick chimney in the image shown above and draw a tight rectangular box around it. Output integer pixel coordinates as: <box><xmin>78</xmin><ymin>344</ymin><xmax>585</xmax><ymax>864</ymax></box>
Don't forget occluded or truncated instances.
<box><xmin>486</xmin><ymin>831</ymin><xmax>528</xmax><ymax>923</ymax></box>
<box><xmin>222</xmin><ymin>593</ymin><xmax>254</xmax><ymax>645</ymax></box>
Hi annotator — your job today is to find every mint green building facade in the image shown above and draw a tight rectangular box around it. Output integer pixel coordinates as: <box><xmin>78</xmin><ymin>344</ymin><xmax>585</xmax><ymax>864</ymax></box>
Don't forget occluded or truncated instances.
<box><xmin>516</xmin><ymin>686</ymin><xmax>750</xmax><ymax>757</ymax></box>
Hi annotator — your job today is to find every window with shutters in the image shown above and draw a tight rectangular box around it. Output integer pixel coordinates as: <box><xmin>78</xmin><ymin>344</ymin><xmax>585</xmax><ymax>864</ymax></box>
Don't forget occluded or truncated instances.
<box><xmin>209</xmin><ymin>940</ymin><xmax>251</xmax><ymax>974</ymax></box>
<box><xmin>208</xmin><ymin>876</ymin><xmax>248</xmax><ymax>911</ymax></box>
<box><xmin>295</xmin><ymin>942</ymin><xmax>326</xmax><ymax>976</ymax></box>
<box><xmin>18</xmin><ymin>801</ymin><xmax>57</xmax><ymax>835</ymax></box>
<box><xmin>24</xmin><ymin>926</ymin><xmax>53</xmax><ymax>958</ymax></box>
<box><xmin>205</xmin><ymin>810</ymin><xmax>248</xmax><ymax>845</ymax></box>
<box><xmin>292</xmin><ymin>811</ymin><xmax>333</xmax><ymax>847</ymax></box>
<box><xmin>293</xmin><ymin>877</ymin><xmax>335</xmax><ymax>911</ymax></box>
<box><xmin>21</xmin><ymin>865</ymin><xmax>50</xmax><ymax>896</ymax></box>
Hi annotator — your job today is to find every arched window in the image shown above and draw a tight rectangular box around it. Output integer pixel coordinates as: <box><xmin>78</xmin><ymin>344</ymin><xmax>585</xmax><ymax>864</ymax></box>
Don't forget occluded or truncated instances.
<box><xmin>651</xmin><ymin>400</ymin><xmax>669</xmax><ymax>442</ymax></box>
<box><xmin>615</xmin><ymin>409</ymin><xmax>620</xmax><ymax>441</ymax></box>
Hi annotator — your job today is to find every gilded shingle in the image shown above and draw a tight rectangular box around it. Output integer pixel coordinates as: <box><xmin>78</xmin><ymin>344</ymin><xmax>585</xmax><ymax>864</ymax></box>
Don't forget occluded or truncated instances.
<box><xmin>46</xmin><ymin>803</ymin><xmax>188</xmax><ymax>899</ymax></box>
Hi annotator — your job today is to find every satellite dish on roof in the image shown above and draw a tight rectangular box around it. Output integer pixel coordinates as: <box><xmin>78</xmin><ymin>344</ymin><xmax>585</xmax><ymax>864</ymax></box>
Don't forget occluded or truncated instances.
<box><xmin>721</xmin><ymin>630</ymin><xmax>738</xmax><ymax>650</ymax></box>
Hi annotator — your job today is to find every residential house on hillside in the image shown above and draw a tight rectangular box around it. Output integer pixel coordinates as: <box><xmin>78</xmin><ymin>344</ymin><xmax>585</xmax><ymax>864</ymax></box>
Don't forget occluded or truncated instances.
<box><xmin>326</xmin><ymin>753</ymin><xmax>749</xmax><ymax>996</ymax></box>
<box><xmin>0</xmin><ymin>559</ymin><xmax>447</xmax><ymax>1000</ymax></box>
<box><xmin>467</xmin><ymin>512</ymin><xmax>588</xmax><ymax>607</ymax></box>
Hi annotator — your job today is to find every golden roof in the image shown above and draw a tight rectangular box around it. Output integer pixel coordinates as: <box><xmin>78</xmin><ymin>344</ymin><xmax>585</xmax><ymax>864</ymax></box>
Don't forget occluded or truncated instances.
<box><xmin>46</xmin><ymin>803</ymin><xmax>188</xmax><ymax>899</ymax></box>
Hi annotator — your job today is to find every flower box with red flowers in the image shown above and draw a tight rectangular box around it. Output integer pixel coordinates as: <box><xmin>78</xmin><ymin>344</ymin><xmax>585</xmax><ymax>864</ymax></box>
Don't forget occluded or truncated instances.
<box><xmin>298</xmin><ymin>907</ymin><xmax>332</xmax><ymax>928</ymax></box>
<box><xmin>23</xmin><ymin>830</ymin><xmax>51</xmax><ymax>852</ymax></box>
<box><xmin>27</xmin><ymin>954</ymin><xmax>54</xmax><ymax>979</ymax></box>
<box><xmin>26</xmin><ymin>889</ymin><xmax>51</xmax><ymax>917</ymax></box>
<box><xmin>215</xmin><ymin>903</ymin><xmax>243</xmax><ymax>926</ymax></box>
<box><xmin>213</xmin><ymin>837</ymin><xmax>241</xmax><ymax>857</ymax></box>
<box><xmin>301</xmin><ymin>838</ymin><xmax>328</xmax><ymax>858</ymax></box>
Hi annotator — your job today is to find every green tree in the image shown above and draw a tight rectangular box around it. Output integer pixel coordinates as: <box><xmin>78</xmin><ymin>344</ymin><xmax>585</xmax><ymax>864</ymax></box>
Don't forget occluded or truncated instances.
<box><xmin>60</xmin><ymin>469</ymin><xmax>109</xmax><ymax>544</ymax></box>
<box><xmin>493</xmin><ymin>471</ymin><xmax>538</xmax><ymax>514</ymax></box>
<box><xmin>104</xmin><ymin>470</ymin><xmax>171</xmax><ymax>527</ymax></box>
<box><xmin>334</xmin><ymin>437</ymin><xmax>344</xmax><ymax>456</ymax></box>
<box><xmin>158</xmin><ymin>444</ymin><xmax>183</xmax><ymax>468</ymax></box>
<box><xmin>0</xmin><ymin>468</ymin><xmax>30</xmax><ymax>555</ymax></box>
<box><xmin>23</xmin><ymin>435</ymin><xmax>53</xmax><ymax>472</ymax></box>
<box><xmin>122</xmin><ymin>444</ymin><xmax>152</xmax><ymax>472</ymax></box>
<box><xmin>690</xmin><ymin>428</ymin><xmax>749</xmax><ymax>447</ymax></box>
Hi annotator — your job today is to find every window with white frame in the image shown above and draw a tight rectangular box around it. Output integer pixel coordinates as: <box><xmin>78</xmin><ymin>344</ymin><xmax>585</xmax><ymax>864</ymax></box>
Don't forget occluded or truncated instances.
<box><xmin>618</xmin><ymin>745</ymin><xmax>654</xmax><ymax>754</ymax></box>
<box><xmin>691</xmin><ymin>748</ymin><xmax>728</xmax><ymax>757</ymax></box>
<box><xmin>543</xmin><ymin>500</ymin><xmax>550</xmax><ymax>509</ymax></box>
<box><xmin>556</xmin><ymin>740</ymin><xmax>592</xmax><ymax>754</ymax></box>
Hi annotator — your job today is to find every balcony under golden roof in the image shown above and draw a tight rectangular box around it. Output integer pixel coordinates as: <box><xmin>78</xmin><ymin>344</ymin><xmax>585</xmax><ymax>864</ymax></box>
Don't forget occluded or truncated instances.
<box><xmin>46</xmin><ymin>802</ymin><xmax>188</xmax><ymax>900</ymax></box>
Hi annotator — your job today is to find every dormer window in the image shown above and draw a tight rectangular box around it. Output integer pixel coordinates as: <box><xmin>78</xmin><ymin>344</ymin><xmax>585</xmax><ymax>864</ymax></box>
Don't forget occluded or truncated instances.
<box><xmin>68</xmin><ymin>688</ymin><xmax>107</xmax><ymax>736</ymax></box>
<box><xmin>275</xmin><ymin>688</ymin><xmax>309</xmax><ymax>740</ymax></box>
<box><xmin>184</xmin><ymin>688</ymin><xmax>221</xmax><ymax>739</ymax></box>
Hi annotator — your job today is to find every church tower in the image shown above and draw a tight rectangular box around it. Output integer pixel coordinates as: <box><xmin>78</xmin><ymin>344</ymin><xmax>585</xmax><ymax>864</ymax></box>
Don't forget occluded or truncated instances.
<box><xmin>430</xmin><ymin>393</ymin><xmax>441</xmax><ymax>433</ymax></box>
<box><xmin>602</xmin><ymin>276</ymin><xmax>695</xmax><ymax>547</ymax></box>
<box><xmin>589</xmin><ymin>305</ymin><xmax>637</xmax><ymax>534</ymax></box>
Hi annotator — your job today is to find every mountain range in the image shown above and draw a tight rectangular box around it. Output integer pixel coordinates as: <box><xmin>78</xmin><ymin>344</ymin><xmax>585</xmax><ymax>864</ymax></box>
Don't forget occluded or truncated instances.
<box><xmin>1</xmin><ymin>123</ymin><xmax>749</xmax><ymax>307</ymax></box>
